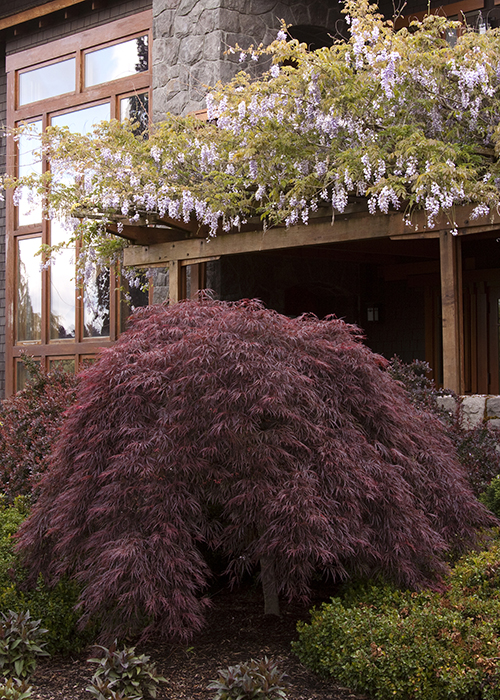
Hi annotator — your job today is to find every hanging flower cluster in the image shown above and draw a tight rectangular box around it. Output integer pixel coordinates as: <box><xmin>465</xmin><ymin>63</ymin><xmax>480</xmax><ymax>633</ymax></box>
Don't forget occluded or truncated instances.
<box><xmin>5</xmin><ymin>0</ymin><xmax>500</xmax><ymax>271</ymax></box>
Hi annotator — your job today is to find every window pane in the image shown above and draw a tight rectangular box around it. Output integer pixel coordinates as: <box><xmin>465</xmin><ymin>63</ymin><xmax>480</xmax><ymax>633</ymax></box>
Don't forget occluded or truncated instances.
<box><xmin>50</xmin><ymin>105</ymin><xmax>111</xmax><ymax>341</ymax></box>
<box><xmin>120</xmin><ymin>273</ymin><xmax>149</xmax><ymax>331</ymax></box>
<box><xmin>84</xmin><ymin>266</ymin><xmax>110</xmax><ymax>338</ymax></box>
<box><xmin>17</xmin><ymin>237</ymin><xmax>42</xmax><ymax>342</ymax></box>
<box><xmin>51</xmin><ymin>102</ymin><xmax>110</xmax><ymax>134</ymax></box>
<box><xmin>17</xmin><ymin>120</ymin><xmax>42</xmax><ymax>226</ymax></box>
<box><xmin>85</xmin><ymin>36</ymin><xmax>148</xmax><ymax>87</ymax></box>
<box><xmin>49</xmin><ymin>358</ymin><xmax>75</xmax><ymax>373</ymax></box>
<box><xmin>120</xmin><ymin>92</ymin><xmax>149</xmax><ymax>135</ymax></box>
<box><xmin>19</xmin><ymin>58</ymin><xmax>75</xmax><ymax>106</ymax></box>
<box><xmin>16</xmin><ymin>358</ymin><xmax>41</xmax><ymax>392</ymax></box>
<box><xmin>50</xmin><ymin>221</ymin><xmax>76</xmax><ymax>340</ymax></box>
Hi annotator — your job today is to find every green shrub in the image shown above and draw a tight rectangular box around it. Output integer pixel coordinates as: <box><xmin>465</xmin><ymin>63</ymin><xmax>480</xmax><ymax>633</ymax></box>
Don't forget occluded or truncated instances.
<box><xmin>293</xmin><ymin>538</ymin><xmax>500</xmax><ymax>700</ymax></box>
<box><xmin>207</xmin><ymin>657</ymin><xmax>289</xmax><ymax>700</ymax></box>
<box><xmin>480</xmin><ymin>476</ymin><xmax>500</xmax><ymax>519</ymax></box>
<box><xmin>86</xmin><ymin>642</ymin><xmax>166</xmax><ymax>699</ymax></box>
<box><xmin>0</xmin><ymin>501</ymin><xmax>92</xmax><ymax>654</ymax></box>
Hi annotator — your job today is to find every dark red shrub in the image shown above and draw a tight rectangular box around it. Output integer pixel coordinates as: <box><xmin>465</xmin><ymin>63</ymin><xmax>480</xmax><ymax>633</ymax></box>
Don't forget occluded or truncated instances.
<box><xmin>0</xmin><ymin>358</ymin><xmax>78</xmax><ymax>501</ymax></box>
<box><xmin>17</xmin><ymin>299</ymin><xmax>494</xmax><ymax>642</ymax></box>
<box><xmin>388</xmin><ymin>357</ymin><xmax>500</xmax><ymax>495</ymax></box>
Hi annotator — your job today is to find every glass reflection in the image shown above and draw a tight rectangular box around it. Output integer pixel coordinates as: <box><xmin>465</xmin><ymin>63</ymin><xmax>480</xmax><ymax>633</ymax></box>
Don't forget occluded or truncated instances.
<box><xmin>50</xmin><ymin>221</ymin><xmax>76</xmax><ymax>340</ymax></box>
<box><xmin>49</xmin><ymin>358</ymin><xmax>75</xmax><ymax>373</ymax></box>
<box><xmin>16</xmin><ymin>358</ymin><xmax>41</xmax><ymax>392</ymax></box>
<box><xmin>17</xmin><ymin>120</ymin><xmax>42</xmax><ymax>226</ymax></box>
<box><xmin>85</xmin><ymin>36</ymin><xmax>148</xmax><ymax>87</ymax></box>
<box><xmin>19</xmin><ymin>58</ymin><xmax>75</xmax><ymax>106</ymax></box>
<box><xmin>17</xmin><ymin>237</ymin><xmax>42</xmax><ymax>342</ymax></box>
<box><xmin>49</xmin><ymin>104</ymin><xmax>111</xmax><ymax>341</ymax></box>
<box><xmin>120</xmin><ymin>273</ymin><xmax>149</xmax><ymax>332</ymax></box>
<box><xmin>51</xmin><ymin>102</ymin><xmax>110</xmax><ymax>134</ymax></box>
<box><xmin>120</xmin><ymin>93</ymin><xmax>149</xmax><ymax>135</ymax></box>
<box><xmin>84</xmin><ymin>266</ymin><xmax>110</xmax><ymax>338</ymax></box>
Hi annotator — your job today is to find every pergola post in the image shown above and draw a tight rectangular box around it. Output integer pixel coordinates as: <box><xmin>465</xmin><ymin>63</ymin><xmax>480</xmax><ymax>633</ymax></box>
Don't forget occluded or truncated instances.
<box><xmin>439</xmin><ymin>231</ymin><xmax>464</xmax><ymax>393</ymax></box>
<box><xmin>168</xmin><ymin>260</ymin><xmax>186</xmax><ymax>304</ymax></box>
<box><xmin>189</xmin><ymin>263</ymin><xmax>206</xmax><ymax>299</ymax></box>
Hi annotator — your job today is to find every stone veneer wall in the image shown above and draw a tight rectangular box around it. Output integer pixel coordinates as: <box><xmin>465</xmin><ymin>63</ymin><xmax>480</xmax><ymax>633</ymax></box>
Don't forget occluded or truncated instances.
<box><xmin>150</xmin><ymin>0</ymin><xmax>349</xmax><ymax>303</ymax></box>
<box><xmin>438</xmin><ymin>395</ymin><xmax>500</xmax><ymax>431</ymax></box>
<box><xmin>152</xmin><ymin>0</ymin><xmax>345</xmax><ymax>118</ymax></box>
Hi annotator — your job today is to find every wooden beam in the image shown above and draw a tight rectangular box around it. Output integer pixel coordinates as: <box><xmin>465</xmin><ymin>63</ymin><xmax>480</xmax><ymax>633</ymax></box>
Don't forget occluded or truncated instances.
<box><xmin>107</xmin><ymin>223</ymin><xmax>189</xmax><ymax>246</ymax></box>
<box><xmin>180</xmin><ymin>256</ymin><xmax>219</xmax><ymax>266</ymax></box>
<box><xmin>0</xmin><ymin>0</ymin><xmax>86</xmax><ymax>31</ymax></box>
<box><xmin>123</xmin><ymin>205</ymin><xmax>500</xmax><ymax>267</ymax></box>
<box><xmin>381</xmin><ymin>260</ymin><xmax>440</xmax><ymax>281</ymax></box>
<box><xmin>439</xmin><ymin>231</ymin><xmax>464</xmax><ymax>393</ymax></box>
<box><xmin>123</xmin><ymin>211</ymin><xmax>399</xmax><ymax>267</ymax></box>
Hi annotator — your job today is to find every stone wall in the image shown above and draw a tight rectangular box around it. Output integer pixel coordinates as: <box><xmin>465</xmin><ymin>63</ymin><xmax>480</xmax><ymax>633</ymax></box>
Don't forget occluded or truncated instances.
<box><xmin>438</xmin><ymin>395</ymin><xmax>500</xmax><ymax>430</ymax></box>
<box><xmin>152</xmin><ymin>0</ymin><xmax>345</xmax><ymax>118</ymax></box>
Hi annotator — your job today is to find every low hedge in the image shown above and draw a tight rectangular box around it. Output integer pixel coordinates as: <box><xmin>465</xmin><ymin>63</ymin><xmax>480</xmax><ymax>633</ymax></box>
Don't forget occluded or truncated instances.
<box><xmin>0</xmin><ymin>498</ymin><xmax>93</xmax><ymax>654</ymax></box>
<box><xmin>293</xmin><ymin>536</ymin><xmax>500</xmax><ymax>700</ymax></box>
<box><xmin>480</xmin><ymin>476</ymin><xmax>500</xmax><ymax>519</ymax></box>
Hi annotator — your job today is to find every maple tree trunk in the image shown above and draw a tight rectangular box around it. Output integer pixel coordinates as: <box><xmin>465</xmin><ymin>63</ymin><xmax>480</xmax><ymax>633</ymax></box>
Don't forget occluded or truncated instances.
<box><xmin>260</xmin><ymin>554</ymin><xmax>280</xmax><ymax>617</ymax></box>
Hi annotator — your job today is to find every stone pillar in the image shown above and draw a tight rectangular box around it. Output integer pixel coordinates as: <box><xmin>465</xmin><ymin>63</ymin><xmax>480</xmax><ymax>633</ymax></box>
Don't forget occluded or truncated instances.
<box><xmin>152</xmin><ymin>0</ymin><xmax>344</xmax><ymax>119</ymax></box>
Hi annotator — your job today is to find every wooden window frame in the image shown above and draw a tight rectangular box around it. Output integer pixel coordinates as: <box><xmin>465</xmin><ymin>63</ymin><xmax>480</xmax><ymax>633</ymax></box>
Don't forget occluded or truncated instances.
<box><xmin>5</xmin><ymin>9</ymin><xmax>152</xmax><ymax>395</ymax></box>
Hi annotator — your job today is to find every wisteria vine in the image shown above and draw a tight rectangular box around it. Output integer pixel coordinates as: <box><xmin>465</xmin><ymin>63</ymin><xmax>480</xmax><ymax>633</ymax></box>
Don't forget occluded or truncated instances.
<box><xmin>5</xmin><ymin>0</ymin><xmax>500</xmax><ymax>273</ymax></box>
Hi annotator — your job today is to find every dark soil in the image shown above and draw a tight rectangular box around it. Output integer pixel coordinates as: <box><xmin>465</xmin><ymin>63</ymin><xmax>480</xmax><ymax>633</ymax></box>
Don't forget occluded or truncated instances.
<box><xmin>30</xmin><ymin>585</ymin><xmax>371</xmax><ymax>700</ymax></box>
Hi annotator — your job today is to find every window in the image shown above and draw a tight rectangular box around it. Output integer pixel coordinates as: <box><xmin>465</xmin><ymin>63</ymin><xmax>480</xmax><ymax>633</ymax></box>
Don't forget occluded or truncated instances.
<box><xmin>6</xmin><ymin>10</ymin><xmax>152</xmax><ymax>393</ymax></box>
<box><xmin>84</xmin><ymin>35</ymin><xmax>148</xmax><ymax>87</ymax></box>
<box><xmin>18</xmin><ymin>58</ymin><xmax>76</xmax><ymax>106</ymax></box>
<box><xmin>16</xmin><ymin>236</ymin><xmax>42</xmax><ymax>342</ymax></box>
<box><xmin>16</xmin><ymin>120</ymin><xmax>42</xmax><ymax>226</ymax></box>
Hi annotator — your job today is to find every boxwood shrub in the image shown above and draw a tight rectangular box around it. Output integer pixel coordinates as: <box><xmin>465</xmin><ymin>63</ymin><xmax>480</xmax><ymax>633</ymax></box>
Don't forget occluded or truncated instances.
<box><xmin>293</xmin><ymin>536</ymin><xmax>500</xmax><ymax>700</ymax></box>
<box><xmin>480</xmin><ymin>476</ymin><xmax>500</xmax><ymax>519</ymax></box>
<box><xmin>0</xmin><ymin>498</ymin><xmax>92</xmax><ymax>654</ymax></box>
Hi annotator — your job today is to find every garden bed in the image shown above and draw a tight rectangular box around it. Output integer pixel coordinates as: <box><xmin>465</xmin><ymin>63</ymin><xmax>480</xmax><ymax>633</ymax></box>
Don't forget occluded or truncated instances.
<box><xmin>30</xmin><ymin>585</ymin><xmax>369</xmax><ymax>700</ymax></box>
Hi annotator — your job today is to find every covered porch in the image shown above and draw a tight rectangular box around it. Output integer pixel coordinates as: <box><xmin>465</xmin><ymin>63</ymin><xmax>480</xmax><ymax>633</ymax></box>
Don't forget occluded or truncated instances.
<box><xmin>120</xmin><ymin>204</ymin><xmax>500</xmax><ymax>395</ymax></box>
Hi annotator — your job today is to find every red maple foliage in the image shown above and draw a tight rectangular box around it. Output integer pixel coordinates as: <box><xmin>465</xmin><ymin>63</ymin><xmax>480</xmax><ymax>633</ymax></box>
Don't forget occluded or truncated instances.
<box><xmin>17</xmin><ymin>299</ymin><xmax>494</xmax><ymax>641</ymax></box>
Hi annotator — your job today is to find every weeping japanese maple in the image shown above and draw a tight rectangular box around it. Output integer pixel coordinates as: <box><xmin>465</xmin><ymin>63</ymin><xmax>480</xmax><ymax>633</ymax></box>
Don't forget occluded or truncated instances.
<box><xmin>17</xmin><ymin>299</ymin><xmax>493</xmax><ymax>641</ymax></box>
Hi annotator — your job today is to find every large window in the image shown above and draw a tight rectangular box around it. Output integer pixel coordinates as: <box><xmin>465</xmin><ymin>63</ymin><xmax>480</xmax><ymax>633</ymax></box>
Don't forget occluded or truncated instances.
<box><xmin>6</xmin><ymin>11</ymin><xmax>152</xmax><ymax>394</ymax></box>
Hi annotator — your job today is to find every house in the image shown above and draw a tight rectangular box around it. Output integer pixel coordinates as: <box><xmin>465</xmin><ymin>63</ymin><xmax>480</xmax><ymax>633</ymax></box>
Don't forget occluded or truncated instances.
<box><xmin>0</xmin><ymin>0</ymin><xmax>499</xmax><ymax>414</ymax></box>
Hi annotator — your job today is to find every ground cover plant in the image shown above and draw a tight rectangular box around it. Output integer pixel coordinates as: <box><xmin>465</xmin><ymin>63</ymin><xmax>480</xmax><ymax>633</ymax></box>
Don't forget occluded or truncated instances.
<box><xmin>0</xmin><ymin>678</ymin><xmax>32</xmax><ymax>699</ymax></box>
<box><xmin>293</xmin><ymin>533</ymin><xmax>500</xmax><ymax>699</ymax></box>
<box><xmin>16</xmin><ymin>298</ymin><xmax>494</xmax><ymax>643</ymax></box>
<box><xmin>86</xmin><ymin>641</ymin><xmax>166</xmax><ymax>699</ymax></box>
<box><xmin>207</xmin><ymin>657</ymin><xmax>289</xmax><ymax>700</ymax></box>
<box><xmin>0</xmin><ymin>610</ymin><xmax>48</xmax><ymax>681</ymax></box>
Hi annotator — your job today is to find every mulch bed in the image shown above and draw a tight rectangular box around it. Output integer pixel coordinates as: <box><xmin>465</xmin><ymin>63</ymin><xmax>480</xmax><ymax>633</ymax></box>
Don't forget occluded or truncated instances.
<box><xmin>30</xmin><ymin>584</ymin><xmax>371</xmax><ymax>700</ymax></box>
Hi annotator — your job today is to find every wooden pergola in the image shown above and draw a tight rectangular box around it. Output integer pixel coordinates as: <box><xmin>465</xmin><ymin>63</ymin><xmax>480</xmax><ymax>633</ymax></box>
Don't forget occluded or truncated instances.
<box><xmin>116</xmin><ymin>203</ymin><xmax>500</xmax><ymax>395</ymax></box>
